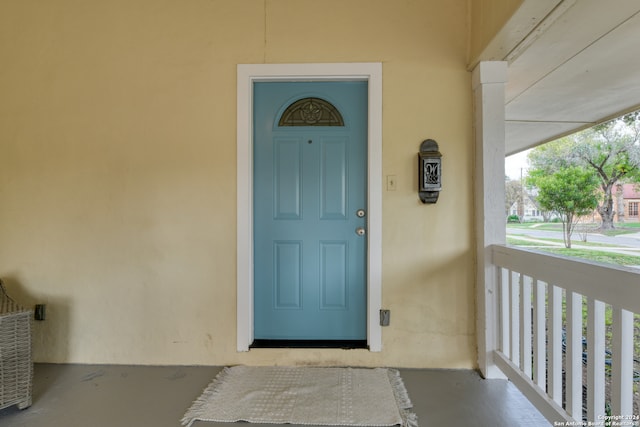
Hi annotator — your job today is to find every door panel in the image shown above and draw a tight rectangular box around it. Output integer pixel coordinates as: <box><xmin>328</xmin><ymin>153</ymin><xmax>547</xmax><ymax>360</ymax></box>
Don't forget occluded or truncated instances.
<box><xmin>274</xmin><ymin>137</ymin><xmax>302</xmax><ymax>219</ymax></box>
<box><xmin>253</xmin><ymin>81</ymin><xmax>367</xmax><ymax>340</ymax></box>
<box><xmin>320</xmin><ymin>137</ymin><xmax>348</xmax><ymax>220</ymax></box>
<box><xmin>274</xmin><ymin>241</ymin><xmax>302</xmax><ymax>309</ymax></box>
<box><xmin>320</xmin><ymin>241</ymin><xmax>348</xmax><ymax>309</ymax></box>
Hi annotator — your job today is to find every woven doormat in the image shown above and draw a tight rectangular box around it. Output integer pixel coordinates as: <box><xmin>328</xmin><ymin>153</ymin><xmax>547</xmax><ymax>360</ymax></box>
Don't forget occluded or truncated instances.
<box><xmin>181</xmin><ymin>366</ymin><xmax>417</xmax><ymax>427</ymax></box>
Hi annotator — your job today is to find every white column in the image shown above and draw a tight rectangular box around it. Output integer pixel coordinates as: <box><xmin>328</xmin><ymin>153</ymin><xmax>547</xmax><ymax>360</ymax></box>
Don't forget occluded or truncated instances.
<box><xmin>472</xmin><ymin>61</ymin><xmax>508</xmax><ymax>379</ymax></box>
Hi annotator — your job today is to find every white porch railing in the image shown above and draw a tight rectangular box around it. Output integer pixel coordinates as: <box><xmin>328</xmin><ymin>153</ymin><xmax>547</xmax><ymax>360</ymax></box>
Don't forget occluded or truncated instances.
<box><xmin>491</xmin><ymin>245</ymin><xmax>640</xmax><ymax>425</ymax></box>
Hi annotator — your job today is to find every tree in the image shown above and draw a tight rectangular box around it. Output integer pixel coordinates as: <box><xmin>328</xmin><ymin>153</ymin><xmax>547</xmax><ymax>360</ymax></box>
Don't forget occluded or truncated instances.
<box><xmin>528</xmin><ymin>167</ymin><xmax>599</xmax><ymax>248</ymax></box>
<box><xmin>528</xmin><ymin>112</ymin><xmax>640</xmax><ymax>230</ymax></box>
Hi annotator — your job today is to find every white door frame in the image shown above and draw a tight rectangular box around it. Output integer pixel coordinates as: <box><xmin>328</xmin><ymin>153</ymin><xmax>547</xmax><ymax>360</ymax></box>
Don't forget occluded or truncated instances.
<box><xmin>237</xmin><ymin>63</ymin><xmax>383</xmax><ymax>352</ymax></box>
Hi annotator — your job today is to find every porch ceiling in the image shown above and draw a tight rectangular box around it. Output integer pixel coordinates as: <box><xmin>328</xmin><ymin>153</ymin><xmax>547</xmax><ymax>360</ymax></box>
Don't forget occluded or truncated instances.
<box><xmin>494</xmin><ymin>0</ymin><xmax>640</xmax><ymax>155</ymax></box>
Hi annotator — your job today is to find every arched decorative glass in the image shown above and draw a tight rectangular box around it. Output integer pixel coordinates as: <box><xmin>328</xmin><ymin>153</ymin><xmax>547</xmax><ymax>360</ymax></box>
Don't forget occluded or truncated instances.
<box><xmin>278</xmin><ymin>97</ymin><xmax>345</xmax><ymax>127</ymax></box>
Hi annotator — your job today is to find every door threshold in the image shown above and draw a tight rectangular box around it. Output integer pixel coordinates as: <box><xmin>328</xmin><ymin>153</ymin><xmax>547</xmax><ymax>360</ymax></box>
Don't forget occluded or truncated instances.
<box><xmin>250</xmin><ymin>339</ymin><xmax>368</xmax><ymax>349</ymax></box>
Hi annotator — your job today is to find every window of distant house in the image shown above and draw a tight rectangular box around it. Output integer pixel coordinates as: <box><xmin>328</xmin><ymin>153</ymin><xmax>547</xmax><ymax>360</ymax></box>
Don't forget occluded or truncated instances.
<box><xmin>278</xmin><ymin>97</ymin><xmax>344</xmax><ymax>127</ymax></box>
<box><xmin>629</xmin><ymin>201</ymin><xmax>639</xmax><ymax>217</ymax></box>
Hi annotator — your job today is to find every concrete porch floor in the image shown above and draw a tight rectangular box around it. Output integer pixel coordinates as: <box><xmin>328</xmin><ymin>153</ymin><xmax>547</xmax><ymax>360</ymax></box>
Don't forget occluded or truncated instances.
<box><xmin>0</xmin><ymin>364</ymin><xmax>551</xmax><ymax>427</ymax></box>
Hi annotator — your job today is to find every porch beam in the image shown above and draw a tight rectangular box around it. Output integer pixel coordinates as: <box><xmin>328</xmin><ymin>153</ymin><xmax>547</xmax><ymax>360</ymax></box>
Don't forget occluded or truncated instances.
<box><xmin>472</xmin><ymin>61</ymin><xmax>508</xmax><ymax>379</ymax></box>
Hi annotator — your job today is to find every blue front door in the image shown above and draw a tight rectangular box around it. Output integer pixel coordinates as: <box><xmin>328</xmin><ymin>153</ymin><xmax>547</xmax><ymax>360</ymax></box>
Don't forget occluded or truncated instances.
<box><xmin>253</xmin><ymin>81</ymin><xmax>368</xmax><ymax>340</ymax></box>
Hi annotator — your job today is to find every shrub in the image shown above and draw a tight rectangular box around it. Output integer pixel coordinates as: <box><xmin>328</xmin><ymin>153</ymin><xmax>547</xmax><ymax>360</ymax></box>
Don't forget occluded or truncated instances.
<box><xmin>507</xmin><ymin>215</ymin><xmax>520</xmax><ymax>223</ymax></box>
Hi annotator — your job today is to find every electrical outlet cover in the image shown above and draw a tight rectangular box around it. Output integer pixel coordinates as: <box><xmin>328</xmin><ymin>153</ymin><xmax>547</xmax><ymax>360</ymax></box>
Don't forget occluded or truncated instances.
<box><xmin>380</xmin><ymin>309</ymin><xmax>390</xmax><ymax>326</ymax></box>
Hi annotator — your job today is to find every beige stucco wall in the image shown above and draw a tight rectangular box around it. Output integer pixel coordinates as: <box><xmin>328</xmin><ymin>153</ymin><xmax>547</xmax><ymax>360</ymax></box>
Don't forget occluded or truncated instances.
<box><xmin>1</xmin><ymin>0</ymin><xmax>488</xmax><ymax>368</ymax></box>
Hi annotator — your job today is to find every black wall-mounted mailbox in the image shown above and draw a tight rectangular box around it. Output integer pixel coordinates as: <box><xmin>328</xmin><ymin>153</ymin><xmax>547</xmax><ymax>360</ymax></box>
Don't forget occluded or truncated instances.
<box><xmin>418</xmin><ymin>139</ymin><xmax>442</xmax><ymax>204</ymax></box>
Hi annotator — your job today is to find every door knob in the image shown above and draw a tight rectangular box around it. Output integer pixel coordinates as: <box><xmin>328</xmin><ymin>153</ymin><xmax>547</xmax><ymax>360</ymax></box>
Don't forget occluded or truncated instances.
<box><xmin>356</xmin><ymin>227</ymin><xmax>366</xmax><ymax>236</ymax></box>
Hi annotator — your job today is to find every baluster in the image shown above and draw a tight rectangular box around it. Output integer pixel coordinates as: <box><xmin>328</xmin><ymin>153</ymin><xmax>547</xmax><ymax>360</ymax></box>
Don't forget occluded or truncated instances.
<box><xmin>611</xmin><ymin>307</ymin><xmax>633</xmax><ymax>417</ymax></box>
<box><xmin>511</xmin><ymin>271</ymin><xmax>520</xmax><ymax>366</ymax></box>
<box><xmin>533</xmin><ymin>279</ymin><xmax>546</xmax><ymax>389</ymax></box>
<box><xmin>566</xmin><ymin>291</ymin><xmax>583</xmax><ymax>418</ymax></box>
<box><xmin>500</xmin><ymin>268</ymin><xmax>510</xmax><ymax>357</ymax></box>
<box><xmin>520</xmin><ymin>275</ymin><xmax>532</xmax><ymax>378</ymax></box>
<box><xmin>587</xmin><ymin>298</ymin><xmax>605</xmax><ymax>422</ymax></box>
<box><xmin>548</xmin><ymin>284</ymin><xmax>562</xmax><ymax>404</ymax></box>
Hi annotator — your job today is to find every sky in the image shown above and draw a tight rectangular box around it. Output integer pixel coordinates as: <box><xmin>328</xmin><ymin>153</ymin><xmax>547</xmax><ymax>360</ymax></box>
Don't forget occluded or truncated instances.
<box><xmin>505</xmin><ymin>149</ymin><xmax>531</xmax><ymax>180</ymax></box>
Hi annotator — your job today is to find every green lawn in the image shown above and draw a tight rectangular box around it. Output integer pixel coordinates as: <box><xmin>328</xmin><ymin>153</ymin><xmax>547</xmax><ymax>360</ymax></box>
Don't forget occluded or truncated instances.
<box><xmin>543</xmin><ymin>248</ymin><xmax>640</xmax><ymax>266</ymax></box>
<box><xmin>507</xmin><ymin>221</ymin><xmax>640</xmax><ymax>236</ymax></box>
<box><xmin>506</xmin><ymin>236</ymin><xmax>617</xmax><ymax>248</ymax></box>
<box><xmin>506</xmin><ymin>236</ymin><xmax>640</xmax><ymax>266</ymax></box>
